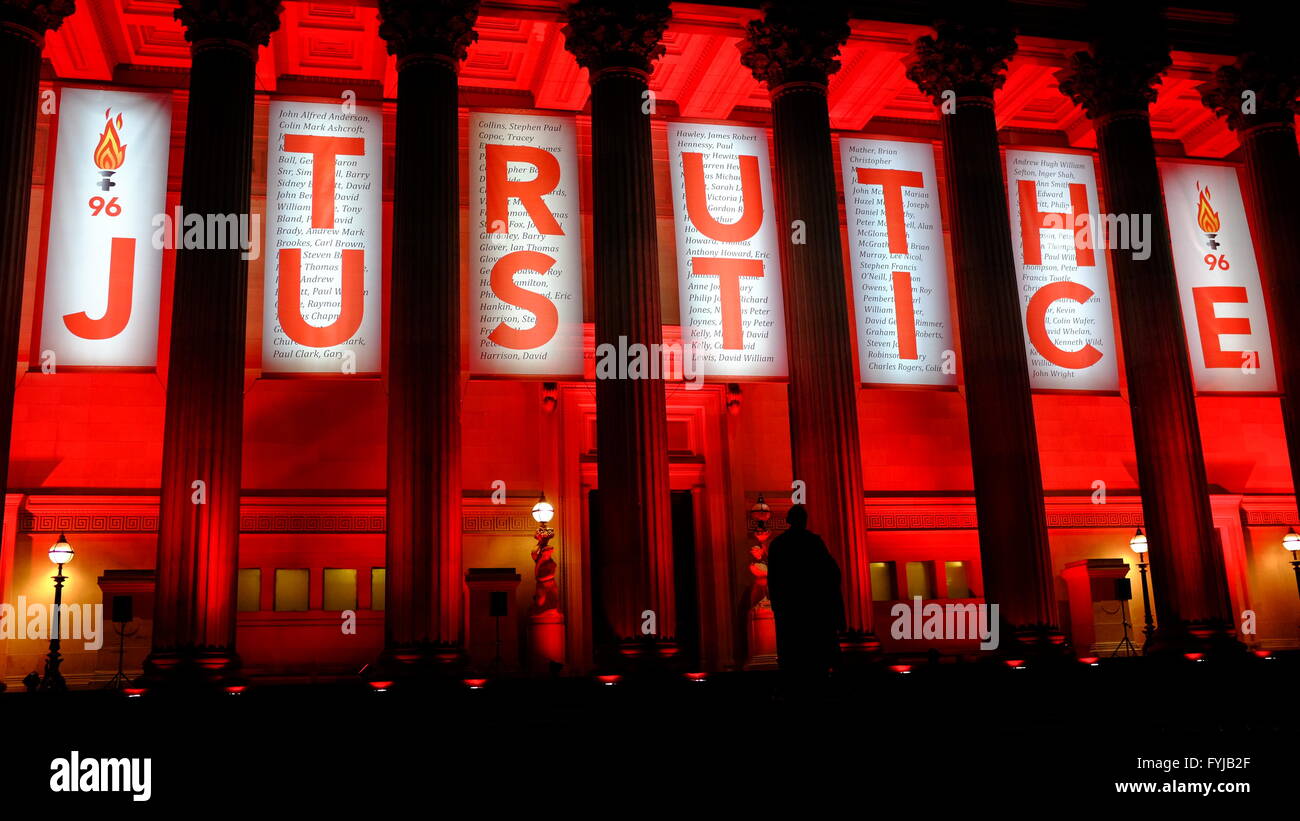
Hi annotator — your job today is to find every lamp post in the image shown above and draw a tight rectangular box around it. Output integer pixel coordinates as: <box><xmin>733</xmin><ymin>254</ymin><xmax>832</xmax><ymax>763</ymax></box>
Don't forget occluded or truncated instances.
<box><xmin>744</xmin><ymin>494</ymin><xmax>777</xmax><ymax>668</ymax></box>
<box><xmin>40</xmin><ymin>533</ymin><xmax>74</xmax><ymax>692</ymax></box>
<box><xmin>1130</xmin><ymin>529</ymin><xmax>1155</xmax><ymax>651</ymax></box>
<box><xmin>530</xmin><ymin>494</ymin><xmax>557</xmax><ymax>611</ymax></box>
<box><xmin>1284</xmin><ymin>528</ymin><xmax>1300</xmax><ymax>598</ymax></box>
<box><xmin>528</xmin><ymin>494</ymin><xmax>564</xmax><ymax>672</ymax></box>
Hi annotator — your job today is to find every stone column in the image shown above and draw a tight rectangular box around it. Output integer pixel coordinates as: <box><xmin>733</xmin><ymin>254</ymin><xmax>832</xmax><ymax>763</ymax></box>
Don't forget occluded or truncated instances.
<box><xmin>562</xmin><ymin>0</ymin><xmax>679</xmax><ymax>667</ymax></box>
<box><xmin>1057</xmin><ymin>16</ymin><xmax>1236</xmax><ymax>654</ymax></box>
<box><xmin>376</xmin><ymin>0</ymin><xmax>479</xmax><ymax>674</ymax></box>
<box><xmin>1202</xmin><ymin>44</ymin><xmax>1300</xmax><ymax>520</ymax></box>
<box><xmin>739</xmin><ymin>2</ymin><xmax>877</xmax><ymax>652</ymax></box>
<box><xmin>906</xmin><ymin>11</ymin><xmax>1064</xmax><ymax>651</ymax></box>
<box><xmin>0</xmin><ymin>1</ymin><xmax>72</xmax><ymax>504</ymax></box>
<box><xmin>146</xmin><ymin>0</ymin><xmax>281</xmax><ymax>684</ymax></box>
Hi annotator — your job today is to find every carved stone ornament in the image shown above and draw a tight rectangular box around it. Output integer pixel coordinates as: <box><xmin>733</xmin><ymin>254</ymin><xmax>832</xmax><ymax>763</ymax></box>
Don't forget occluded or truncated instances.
<box><xmin>0</xmin><ymin>0</ymin><xmax>75</xmax><ymax>34</ymax></box>
<box><xmin>738</xmin><ymin>1</ymin><xmax>850</xmax><ymax>88</ymax></box>
<box><xmin>377</xmin><ymin>0</ymin><xmax>480</xmax><ymax>62</ymax></box>
<box><xmin>174</xmin><ymin>0</ymin><xmax>283</xmax><ymax>48</ymax></box>
<box><xmin>1056</xmin><ymin>19</ymin><xmax>1172</xmax><ymax>119</ymax></box>
<box><xmin>1200</xmin><ymin>51</ymin><xmax>1300</xmax><ymax>131</ymax></box>
<box><xmin>905</xmin><ymin>13</ymin><xmax>1018</xmax><ymax>101</ymax></box>
<box><xmin>562</xmin><ymin>0</ymin><xmax>671</xmax><ymax>75</ymax></box>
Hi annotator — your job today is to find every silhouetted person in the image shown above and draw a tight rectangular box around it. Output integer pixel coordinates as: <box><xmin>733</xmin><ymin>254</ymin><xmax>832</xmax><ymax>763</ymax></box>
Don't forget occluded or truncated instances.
<box><xmin>766</xmin><ymin>504</ymin><xmax>845</xmax><ymax>696</ymax></box>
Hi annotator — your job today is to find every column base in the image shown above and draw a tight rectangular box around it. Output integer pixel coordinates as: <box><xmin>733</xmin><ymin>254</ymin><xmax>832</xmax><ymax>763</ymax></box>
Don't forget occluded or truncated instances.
<box><xmin>369</xmin><ymin>641</ymin><xmax>468</xmax><ymax>686</ymax></box>
<box><xmin>990</xmin><ymin>623</ymin><xmax>1073</xmax><ymax>666</ymax></box>
<box><xmin>1144</xmin><ymin>620</ymin><xmax>1246</xmax><ymax>660</ymax></box>
<box><xmin>142</xmin><ymin>647</ymin><xmax>242</xmax><ymax>691</ymax></box>
<box><xmin>831</xmin><ymin>630</ymin><xmax>882</xmax><ymax>673</ymax></box>
<box><xmin>593</xmin><ymin>635</ymin><xmax>684</xmax><ymax>674</ymax></box>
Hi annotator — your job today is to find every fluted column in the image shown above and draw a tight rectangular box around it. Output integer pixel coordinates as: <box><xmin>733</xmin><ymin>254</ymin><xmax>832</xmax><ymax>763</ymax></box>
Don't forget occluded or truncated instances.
<box><xmin>147</xmin><ymin>0</ymin><xmax>280</xmax><ymax>683</ymax></box>
<box><xmin>905</xmin><ymin>10</ymin><xmax>1064</xmax><ymax>650</ymax></box>
<box><xmin>740</xmin><ymin>3</ymin><xmax>876</xmax><ymax>649</ymax></box>
<box><xmin>0</xmin><ymin>1</ymin><xmax>72</xmax><ymax>507</ymax></box>
<box><xmin>377</xmin><ymin>0</ymin><xmax>478</xmax><ymax>672</ymax></box>
<box><xmin>562</xmin><ymin>0</ymin><xmax>678</xmax><ymax>667</ymax></box>
<box><xmin>1202</xmin><ymin>43</ymin><xmax>1300</xmax><ymax>516</ymax></box>
<box><xmin>1057</xmin><ymin>13</ymin><xmax>1236</xmax><ymax>654</ymax></box>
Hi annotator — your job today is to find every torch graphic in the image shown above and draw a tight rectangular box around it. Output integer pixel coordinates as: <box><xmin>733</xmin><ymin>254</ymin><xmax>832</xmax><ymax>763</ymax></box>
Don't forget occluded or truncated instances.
<box><xmin>1195</xmin><ymin>182</ymin><xmax>1221</xmax><ymax>250</ymax></box>
<box><xmin>93</xmin><ymin>108</ymin><xmax>126</xmax><ymax>191</ymax></box>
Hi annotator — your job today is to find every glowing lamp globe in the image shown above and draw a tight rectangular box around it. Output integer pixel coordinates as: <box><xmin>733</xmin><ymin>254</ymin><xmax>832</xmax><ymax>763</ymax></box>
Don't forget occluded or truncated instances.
<box><xmin>48</xmin><ymin>533</ymin><xmax>74</xmax><ymax>565</ymax></box>
<box><xmin>1129</xmin><ymin>529</ymin><xmax>1148</xmax><ymax>555</ymax></box>
<box><xmin>1283</xmin><ymin>528</ymin><xmax>1300</xmax><ymax>554</ymax></box>
<box><xmin>750</xmin><ymin>494</ymin><xmax>772</xmax><ymax>524</ymax></box>
<box><xmin>532</xmin><ymin>497</ymin><xmax>555</xmax><ymax>525</ymax></box>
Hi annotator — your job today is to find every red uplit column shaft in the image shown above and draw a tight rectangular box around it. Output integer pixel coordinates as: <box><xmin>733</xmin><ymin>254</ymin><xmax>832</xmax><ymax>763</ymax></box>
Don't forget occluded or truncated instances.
<box><xmin>148</xmin><ymin>1</ymin><xmax>280</xmax><ymax>678</ymax></box>
<box><xmin>1202</xmin><ymin>50</ymin><xmax>1300</xmax><ymax>510</ymax></box>
<box><xmin>378</xmin><ymin>0</ymin><xmax>479</xmax><ymax>666</ymax></box>
<box><xmin>0</xmin><ymin>3</ymin><xmax>70</xmax><ymax>501</ymax></box>
<box><xmin>1058</xmin><ymin>23</ymin><xmax>1235</xmax><ymax>648</ymax></box>
<box><xmin>905</xmin><ymin>16</ymin><xmax>1061</xmax><ymax>640</ymax></box>
<box><xmin>563</xmin><ymin>1</ymin><xmax>678</xmax><ymax>663</ymax></box>
<box><xmin>739</xmin><ymin>5</ymin><xmax>874</xmax><ymax>643</ymax></box>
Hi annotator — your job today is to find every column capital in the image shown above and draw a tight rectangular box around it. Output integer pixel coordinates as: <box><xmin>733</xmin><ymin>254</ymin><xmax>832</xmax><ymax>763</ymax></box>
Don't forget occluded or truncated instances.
<box><xmin>378</xmin><ymin>0</ymin><xmax>479</xmax><ymax>65</ymax></box>
<box><xmin>0</xmin><ymin>0</ymin><xmax>74</xmax><ymax>38</ymax></box>
<box><xmin>175</xmin><ymin>0</ymin><xmax>282</xmax><ymax>49</ymax></box>
<box><xmin>561</xmin><ymin>0</ymin><xmax>670</xmax><ymax>77</ymax></box>
<box><xmin>1056</xmin><ymin>24</ymin><xmax>1170</xmax><ymax>120</ymax></box>
<box><xmin>738</xmin><ymin>1</ymin><xmax>849</xmax><ymax>89</ymax></box>
<box><xmin>905</xmin><ymin>14</ymin><xmax>1018</xmax><ymax>102</ymax></box>
<box><xmin>1200</xmin><ymin>52</ymin><xmax>1299</xmax><ymax>132</ymax></box>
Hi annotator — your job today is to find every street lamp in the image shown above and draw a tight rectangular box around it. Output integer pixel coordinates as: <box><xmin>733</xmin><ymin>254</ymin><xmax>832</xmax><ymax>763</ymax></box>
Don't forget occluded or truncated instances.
<box><xmin>529</xmin><ymin>493</ymin><xmax>559</xmax><ymax>614</ymax></box>
<box><xmin>1130</xmin><ymin>528</ymin><xmax>1155</xmax><ymax>651</ymax></box>
<box><xmin>528</xmin><ymin>494</ymin><xmax>564</xmax><ymax>673</ymax></box>
<box><xmin>40</xmin><ymin>533</ymin><xmax>74</xmax><ymax>692</ymax></box>
<box><xmin>531</xmin><ymin>495</ymin><xmax>555</xmax><ymax>527</ymax></box>
<box><xmin>1284</xmin><ymin>528</ymin><xmax>1300</xmax><ymax>597</ymax></box>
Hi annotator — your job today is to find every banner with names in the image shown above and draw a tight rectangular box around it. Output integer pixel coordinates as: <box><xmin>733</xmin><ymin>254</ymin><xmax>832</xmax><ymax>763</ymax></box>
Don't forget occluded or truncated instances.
<box><xmin>264</xmin><ymin>99</ymin><xmax>382</xmax><ymax>373</ymax></box>
<box><xmin>839</xmin><ymin>137</ymin><xmax>955</xmax><ymax>386</ymax></box>
<box><xmin>469</xmin><ymin>111</ymin><xmax>584</xmax><ymax>378</ymax></box>
<box><xmin>667</xmin><ymin>122</ymin><xmax>787</xmax><ymax>379</ymax></box>
<box><xmin>1005</xmin><ymin>148</ymin><xmax>1119</xmax><ymax>391</ymax></box>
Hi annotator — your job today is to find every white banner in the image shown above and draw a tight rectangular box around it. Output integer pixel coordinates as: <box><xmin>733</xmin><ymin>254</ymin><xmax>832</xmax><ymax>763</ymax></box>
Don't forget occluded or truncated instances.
<box><xmin>667</xmin><ymin>122</ymin><xmax>787</xmax><ymax>379</ymax></box>
<box><xmin>1005</xmin><ymin>148</ymin><xmax>1119</xmax><ymax>391</ymax></box>
<box><xmin>264</xmin><ymin>100</ymin><xmax>382</xmax><ymax>373</ymax></box>
<box><xmin>40</xmin><ymin>88</ymin><xmax>170</xmax><ymax>366</ymax></box>
<box><xmin>1160</xmin><ymin>162</ymin><xmax>1276</xmax><ymax>392</ymax></box>
<box><xmin>469</xmin><ymin>111</ymin><xmax>583</xmax><ymax>377</ymax></box>
<box><xmin>840</xmin><ymin>137</ymin><xmax>954</xmax><ymax>386</ymax></box>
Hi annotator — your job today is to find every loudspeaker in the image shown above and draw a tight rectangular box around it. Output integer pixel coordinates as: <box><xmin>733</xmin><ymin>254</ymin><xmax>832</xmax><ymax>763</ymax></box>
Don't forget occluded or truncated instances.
<box><xmin>1113</xmin><ymin>578</ymin><xmax>1132</xmax><ymax>601</ymax></box>
<box><xmin>489</xmin><ymin>591</ymin><xmax>508</xmax><ymax>618</ymax></box>
<box><xmin>111</xmin><ymin>595</ymin><xmax>133</xmax><ymax>624</ymax></box>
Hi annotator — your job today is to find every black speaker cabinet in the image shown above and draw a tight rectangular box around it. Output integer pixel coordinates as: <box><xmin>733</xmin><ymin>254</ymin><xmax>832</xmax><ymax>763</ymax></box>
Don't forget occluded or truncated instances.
<box><xmin>111</xmin><ymin>594</ymin><xmax>134</xmax><ymax>624</ymax></box>
<box><xmin>1113</xmin><ymin>578</ymin><xmax>1133</xmax><ymax>601</ymax></box>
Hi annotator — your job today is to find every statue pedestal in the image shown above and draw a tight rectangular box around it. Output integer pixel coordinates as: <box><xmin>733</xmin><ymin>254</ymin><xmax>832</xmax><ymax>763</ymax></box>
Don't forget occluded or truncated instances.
<box><xmin>745</xmin><ymin>604</ymin><xmax>778</xmax><ymax>670</ymax></box>
<box><xmin>528</xmin><ymin>609</ymin><xmax>566</xmax><ymax>674</ymax></box>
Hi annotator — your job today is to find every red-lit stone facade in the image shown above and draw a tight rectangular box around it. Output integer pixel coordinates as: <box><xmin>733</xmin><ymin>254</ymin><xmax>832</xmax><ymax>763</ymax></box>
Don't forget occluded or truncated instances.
<box><xmin>1</xmin><ymin>0</ymin><xmax>1296</xmax><ymax>685</ymax></box>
